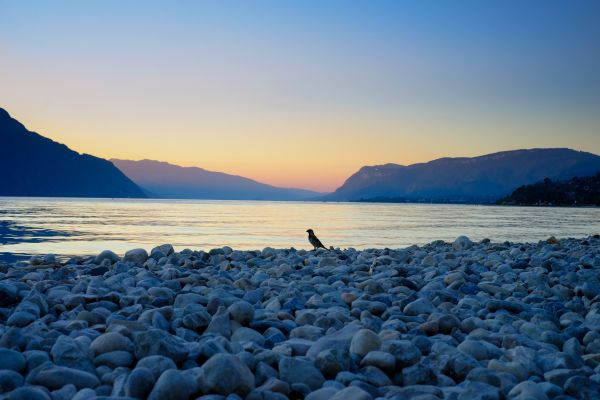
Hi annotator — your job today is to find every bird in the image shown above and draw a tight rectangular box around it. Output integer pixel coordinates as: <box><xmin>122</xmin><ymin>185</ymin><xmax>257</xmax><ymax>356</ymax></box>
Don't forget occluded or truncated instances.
<box><xmin>306</xmin><ymin>229</ymin><xmax>327</xmax><ymax>250</ymax></box>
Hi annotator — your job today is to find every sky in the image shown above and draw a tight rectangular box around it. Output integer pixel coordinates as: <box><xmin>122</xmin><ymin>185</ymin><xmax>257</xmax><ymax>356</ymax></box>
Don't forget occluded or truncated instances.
<box><xmin>1</xmin><ymin>1</ymin><xmax>599</xmax><ymax>192</ymax></box>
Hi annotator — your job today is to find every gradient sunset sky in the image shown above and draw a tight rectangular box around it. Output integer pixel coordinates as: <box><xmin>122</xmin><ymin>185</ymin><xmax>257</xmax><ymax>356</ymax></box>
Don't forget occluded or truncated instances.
<box><xmin>1</xmin><ymin>1</ymin><xmax>599</xmax><ymax>192</ymax></box>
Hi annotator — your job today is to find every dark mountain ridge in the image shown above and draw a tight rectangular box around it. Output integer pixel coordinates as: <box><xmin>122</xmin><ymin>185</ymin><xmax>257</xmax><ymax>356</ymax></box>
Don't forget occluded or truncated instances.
<box><xmin>112</xmin><ymin>159</ymin><xmax>321</xmax><ymax>200</ymax></box>
<box><xmin>498</xmin><ymin>173</ymin><xmax>600</xmax><ymax>206</ymax></box>
<box><xmin>0</xmin><ymin>108</ymin><xmax>146</xmax><ymax>198</ymax></box>
<box><xmin>326</xmin><ymin>148</ymin><xmax>600</xmax><ymax>203</ymax></box>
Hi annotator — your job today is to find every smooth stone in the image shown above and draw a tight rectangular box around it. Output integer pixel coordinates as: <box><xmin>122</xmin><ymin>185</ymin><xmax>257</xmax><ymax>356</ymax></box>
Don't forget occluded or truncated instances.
<box><xmin>279</xmin><ymin>356</ymin><xmax>325</xmax><ymax>391</ymax></box>
<box><xmin>123</xmin><ymin>248</ymin><xmax>148</xmax><ymax>264</ymax></box>
<box><xmin>544</xmin><ymin>369</ymin><xmax>584</xmax><ymax>387</ymax></box>
<box><xmin>349</xmin><ymin>329</ymin><xmax>381</xmax><ymax>357</ymax></box>
<box><xmin>151</xmin><ymin>244</ymin><xmax>174</xmax><ymax>256</ymax></box>
<box><xmin>27</xmin><ymin>363</ymin><xmax>100</xmax><ymax>390</ymax></box>
<box><xmin>228</xmin><ymin>301</ymin><xmax>255</xmax><ymax>325</ymax></box>
<box><xmin>329</xmin><ymin>386</ymin><xmax>372</xmax><ymax>400</ymax></box>
<box><xmin>360</xmin><ymin>351</ymin><xmax>395</xmax><ymax>373</ymax></box>
<box><xmin>95</xmin><ymin>250</ymin><xmax>120</xmax><ymax>264</ymax></box>
<box><xmin>564</xmin><ymin>376</ymin><xmax>600</xmax><ymax>399</ymax></box>
<box><xmin>0</xmin><ymin>349</ymin><xmax>26</xmax><ymax>373</ymax></box>
<box><xmin>50</xmin><ymin>336</ymin><xmax>95</xmax><ymax>374</ymax></box>
<box><xmin>508</xmin><ymin>381</ymin><xmax>549</xmax><ymax>400</ymax></box>
<box><xmin>71</xmin><ymin>388</ymin><xmax>96</xmax><ymax>400</ymax></box>
<box><xmin>6</xmin><ymin>387</ymin><xmax>51</xmax><ymax>400</ymax></box>
<box><xmin>125</xmin><ymin>367</ymin><xmax>155</xmax><ymax>399</ymax></box>
<box><xmin>453</xmin><ymin>235</ymin><xmax>473</xmax><ymax>251</ymax></box>
<box><xmin>7</xmin><ymin>311</ymin><xmax>36</xmax><ymax>327</ymax></box>
<box><xmin>404</xmin><ymin>298</ymin><xmax>435</xmax><ymax>316</ymax></box>
<box><xmin>133</xmin><ymin>329</ymin><xmax>188</xmax><ymax>363</ymax></box>
<box><xmin>458</xmin><ymin>340</ymin><xmax>499</xmax><ymax>361</ymax></box>
<box><xmin>94</xmin><ymin>351</ymin><xmax>134</xmax><ymax>368</ymax></box>
<box><xmin>24</xmin><ymin>351</ymin><xmax>50</xmax><ymax>372</ymax></box>
<box><xmin>201</xmin><ymin>354</ymin><xmax>255</xmax><ymax>396</ymax></box>
<box><xmin>0</xmin><ymin>370</ymin><xmax>24</xmax><ymax>394</ymax></box>
<box><xmin>136</xmin><ymin>355</ymin><xmax>177</xmax><ymax>380</ymax></box>
<box><xmin>148</xmin><ymin>369</ymin><xmax>190</xmax><ymax>400</ymax></box>
<box><xmin>305</xmin><ymin>387</ymin><xmax>339</xmax><ymax>400</ymax></box>
<box><xmin>402</xmin><ymin>363</ymin><xmax>437</xmax><ymax>386</ymax></box>
<box><xmin>306</xmin><ymin>322</ymin><xmax>363</xmax><ymax>359</ymax></box>
<box><xmin>90</xmin><ymin>332</ymin><xmax>133</xmax><ymax>355</ymax></box>
<box><xmin>231</xmin><ymin>327</ymin><xmax>265</xmax><ymax>346</ymax></box>
<box><xmin>458</xmin><ymin>381</ymin><xmax>500</xmax><ymax>400</ymax></box>
<box><xmin>315</xmin><ymin>349</ymin><xmax>351</xmax><ymax>379</ymax></box>
<box><xmin>381</xmin><ymin>340</ymin><xmax>422</xmax><ymax>367</ymax></box>
<box><xmin>51</xmin><ymin>384</ymin><xmax>77</xmax><ymax>400</ymax></box>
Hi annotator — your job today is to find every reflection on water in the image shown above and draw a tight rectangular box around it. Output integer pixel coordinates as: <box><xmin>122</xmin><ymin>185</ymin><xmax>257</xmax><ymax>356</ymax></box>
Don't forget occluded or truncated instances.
<box><xmin>0</xmin><ymin>197</ymin><xmax>599</xmax><ymax>259</ymax></box>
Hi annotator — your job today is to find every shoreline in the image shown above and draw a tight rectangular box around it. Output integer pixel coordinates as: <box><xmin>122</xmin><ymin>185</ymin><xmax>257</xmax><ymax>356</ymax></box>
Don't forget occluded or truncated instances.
<box><xmin>1</xmin><ymin>235</ymin><xmax>599</xmax><ymax>399</ymax></box>
<box><xmin>2</xmin><ymin>194</ymin><xmax>600</xmax><ymax>208</ymax></box>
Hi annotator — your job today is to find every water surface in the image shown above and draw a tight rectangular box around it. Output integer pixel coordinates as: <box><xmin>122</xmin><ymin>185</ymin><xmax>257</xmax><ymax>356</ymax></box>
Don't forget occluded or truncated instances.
<box><xmin>1</xmin><ymin>197</ymin><xmax>598</xmax><ymax>259</ymax></box>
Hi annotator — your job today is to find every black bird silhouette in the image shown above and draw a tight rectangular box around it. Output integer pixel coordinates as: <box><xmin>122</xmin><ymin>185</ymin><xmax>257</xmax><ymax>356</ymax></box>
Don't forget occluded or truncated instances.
<box><xmin>306</xmin><ymin>229</ymin><xmax>327</xmax><ymax>250</ymax></box>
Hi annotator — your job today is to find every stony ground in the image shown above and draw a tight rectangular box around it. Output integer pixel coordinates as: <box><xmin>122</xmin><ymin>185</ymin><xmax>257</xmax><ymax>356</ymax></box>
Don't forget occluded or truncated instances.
<box><xmin>1</xmin><ymin>235</ymin><xmax>600</xmax><ymax>400</ymax></box>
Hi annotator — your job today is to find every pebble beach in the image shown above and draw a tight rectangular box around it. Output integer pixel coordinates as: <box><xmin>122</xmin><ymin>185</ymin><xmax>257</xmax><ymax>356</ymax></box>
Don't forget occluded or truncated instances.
<box><xmin>1</xmin><ymin>235</ymin><xmax>600</xmax><ymax>400</ymax></box>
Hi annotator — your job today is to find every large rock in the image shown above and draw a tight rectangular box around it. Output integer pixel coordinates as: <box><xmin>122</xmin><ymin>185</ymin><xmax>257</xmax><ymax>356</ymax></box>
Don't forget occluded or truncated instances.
<box><xmin>360</xmin><ymin>351</ymin><xmax>396</xmax><ymax>373</ymax></box>
<box><xmin>27</xmin><ymin>362</ymin><xmax>100</xmax><ymax>390</ymax></box>
<box><xmin>134</xmin><ymin>329</ymin><xmax>188</xmax><ymax>363</ymax></box>
<box><xmin>453</xmin><ymin>235</ymin><xmax>473</xmax><ymax>251</ymax></box>
<box><xmin>315</xmin><ymin>349</ymin><xmax>351</xmax><ymax>378</ymax></box>
<box><xmin>148</xmin><ymin>369</ymin><xmax>190</xmax><ymax>400</ymax></box>
<box><xmin>90</xmin><ymin>332</ymin><xmax>133</xmax><ymax>355</ymax></box>
<box><xmin>330</xmin><ymin>386</ymin><xmax>372</xmax><ymax>400</ymax></box>
<box><xmin>50</xmin><ymin>335</ymin><xmax>95</xmax><ymax>374</ymax></box>
<box><xmin>201</xmin><ymin>354</ymin><xmax>255</xmax><ymax>396</ymax></box>
<box><xmin>95</xmin><ymin>250</ymin><xmax>119</xmax><ymax>264</ymax></box>
<box><xmin>125</xmin><ymin>367</ymin><xmax>155</xmax><ymax>399</ymax></box>
<box><xmin>0</xmin><ymin>283</ymin><xmax>21</xmax><ymax>307</ymax></box>
<box><xmin>136</xmin><ymin>355</ymin><xmax>177</xmax><ymax>380</ymax></box>
<box><xmin>0</xmin><ymin>370</ymin><xmax>24</xmax><ymax>394</ymax></box>
<box><xmin>306</xmin><ymin>387</ymin><xmax>340</xmax><ymax>400</ymax></box>
<box><xmin>508</xmin><ymin>381</ymin><xmax>549</xmax><ymax>400</ymax></box>
<box><xmin>151</xmin><ymin>244</ymin><xmax>174</xmax><ymax>257</ymax></box>
<box><xmin>307</xmin><ymin>321</ymin><xmax>363</xmax><ymax>359</ymax></box>
<box><xmin>5</xmin><ymin>387</ymin><xmax>51</xmax><ymax>400</ymax></box>
<box><xmin>123</xmin><ymin>248</ymin><xmax>148</xmax><ymax>264</ymax></box>
<box><xmin>0</xmin><ymin>349</ymin><xmax>26</xmax><ymax>372</ymax></box>
<box><xmin>279</xmin><ymin>356</ymin><xmax>325</xmax><ymax>391</ymax></box>
<box><xmin>94</xmin><ymin>351</ymin><xmax>134</xmax><ymax>368</ymax></box>
<box><xmin>350</xmin><ymin>329</ymin><xmax>381</xmax><ymax>357</ymax></box>
<box><xmin>228</xmin><ymin>301</ymin><xmax>255</xmax><ymax>325</ymax></box>
<box><xmin>404</xmin><ymin>298</ymin><xmax>435</xmax><ymax>316</ymax></box>
<box><xmin>381</xmin><ymin>340</ymin><xmax>421</xmax><ymax>367</ymax></box>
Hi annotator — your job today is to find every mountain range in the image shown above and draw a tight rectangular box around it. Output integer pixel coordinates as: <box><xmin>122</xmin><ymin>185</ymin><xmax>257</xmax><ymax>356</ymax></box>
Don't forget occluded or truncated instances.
<box><xmin>0</xmin><ymin>108</ymin><xmax>145</xmax><ymax>198</ymax></box>
<box><xmin>325</xmin><ymin>148</ymin><xmax>600</xmax><ymax>202</ymax></box>
<box><xmin>2</xmin><ymin>107</ymin><xmax>600</xmax><ymax>203</ymax></box>
<box><xmin>111</xmin><ymin>159</ymin><xmax>320</xmax><ymax>200</ymax></box>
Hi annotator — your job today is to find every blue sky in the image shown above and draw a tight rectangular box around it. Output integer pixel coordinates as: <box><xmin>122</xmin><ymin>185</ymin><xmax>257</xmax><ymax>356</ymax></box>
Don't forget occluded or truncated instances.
<box><xmin>1</xmin><ymin>1</ymin><xmax>599</xmax><ymax>190</ymax></box>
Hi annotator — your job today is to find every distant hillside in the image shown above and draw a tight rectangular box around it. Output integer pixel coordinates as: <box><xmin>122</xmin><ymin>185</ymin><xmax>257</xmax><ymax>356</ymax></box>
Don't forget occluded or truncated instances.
<box><xmin>112</xmin><ymin>159</ymin><xmax>321</xmax><ymax>200</ymax></box>
<box><xmin>325</xmin><ymin>148</ymin><xmax>600</xmax><ymax>203</ymax></box>
<box><xmin>497</xmin><ymin>173</ymin><xmax>600</xmax><ymax>206</ymax></box>
<box><xmin>0</xmin><ymin>108</ymin><xmax>146</xmax><ymax>198</ymax></box>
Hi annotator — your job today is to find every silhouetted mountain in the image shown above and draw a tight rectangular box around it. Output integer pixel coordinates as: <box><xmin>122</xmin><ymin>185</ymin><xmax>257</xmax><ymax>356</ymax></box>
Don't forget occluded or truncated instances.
<box><xmin>498</xmin><ymin>173</ymin><xmax>600</xmax><ymax>206</ymax></box>
<box><xmin>112</xmin><ymin>159</ymin><xmax>321</xmax><ymax>200</ymax></box>
<box><xmin>326</xmin><ymin>149</ymin><xmax>600</xmax><ymax>203</ymax></box>
<box><xmin>0</xmin><ymin>108</ymin><xmax>145</xmax><ymax>198</ymax></box>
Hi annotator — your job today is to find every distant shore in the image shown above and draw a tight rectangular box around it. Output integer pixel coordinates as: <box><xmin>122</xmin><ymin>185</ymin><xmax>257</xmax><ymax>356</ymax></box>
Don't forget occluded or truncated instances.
<box><xmin>1</xmin><ymin>235</ymin><xmax>599</xmax><ymax>398</ymax></box>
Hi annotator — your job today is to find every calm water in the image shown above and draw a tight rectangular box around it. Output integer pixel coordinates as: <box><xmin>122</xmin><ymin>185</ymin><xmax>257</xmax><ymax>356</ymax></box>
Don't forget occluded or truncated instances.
<box><xmin>1</xmin><ymin>197</ymin><xmax>599</xmax><ymax>260</ymax></box>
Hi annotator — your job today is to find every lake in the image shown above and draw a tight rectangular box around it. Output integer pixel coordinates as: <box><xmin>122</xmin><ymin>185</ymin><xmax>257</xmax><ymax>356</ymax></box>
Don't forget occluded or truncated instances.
<box><xmin>1</xmin><ymin>197</ymin><xmax>599</xmax><ymax>260</ymax></box>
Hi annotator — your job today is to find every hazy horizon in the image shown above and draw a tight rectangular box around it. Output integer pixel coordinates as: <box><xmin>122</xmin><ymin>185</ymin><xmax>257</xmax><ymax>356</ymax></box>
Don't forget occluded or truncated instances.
<box><xmin>2</xmin><ymin>1</ymin><xmax>599</xmax><ymax>191</ymax></box>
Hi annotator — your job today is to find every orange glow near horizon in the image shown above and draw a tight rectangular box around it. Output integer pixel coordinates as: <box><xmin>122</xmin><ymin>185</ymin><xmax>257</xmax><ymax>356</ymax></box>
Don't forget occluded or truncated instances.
<box><xmin>7</xmin><ymin>106</ymin><xmax>600</xmax><ymax>192</ymax></box>
<box><xmin>2</xmin><ymin>2</ymin><xmax>599</xmax><ymax>192</ymax></box>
